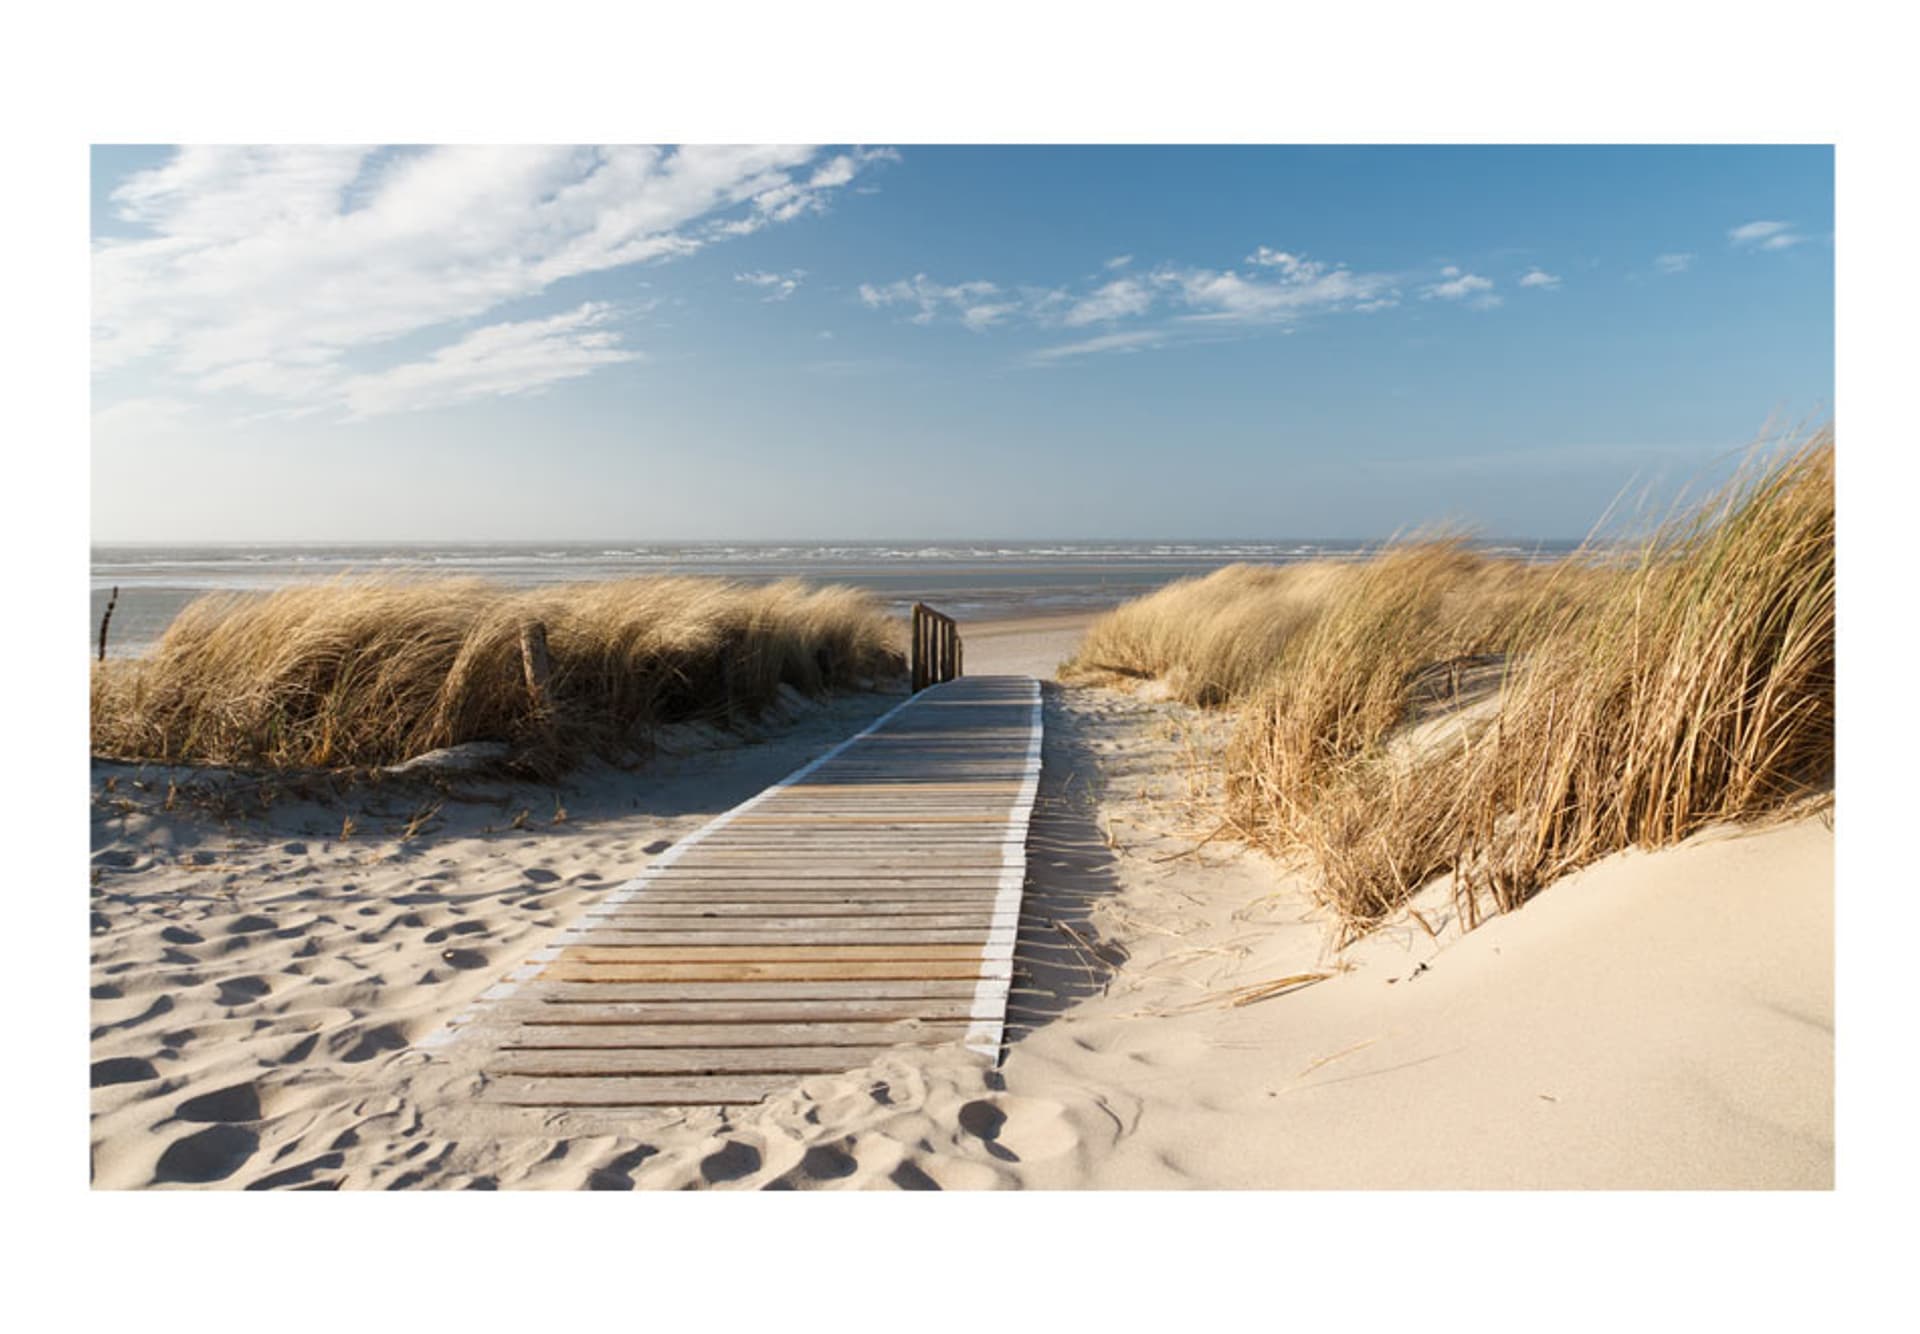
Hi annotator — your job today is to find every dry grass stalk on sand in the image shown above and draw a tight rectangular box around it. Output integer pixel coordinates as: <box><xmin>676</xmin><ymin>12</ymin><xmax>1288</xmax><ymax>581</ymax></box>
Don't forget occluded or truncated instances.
<box><xmin>90</xmin><ymin>576</ymin><xmax>904</xmax><ymax>773</ymax></box>
<box><xmin>1067</xmin><ymin>427</ymin><xmax>1834</xmax><ymax>944</ymax></box>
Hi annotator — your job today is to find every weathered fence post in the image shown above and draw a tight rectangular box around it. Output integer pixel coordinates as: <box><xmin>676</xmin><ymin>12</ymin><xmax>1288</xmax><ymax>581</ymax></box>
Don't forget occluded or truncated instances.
<box><xmin>909</xmin><ymin>603</ymin><xmax>964</xmax><ymax>693</ymax></box>
<box><xmin>97</xmin><ymin>586</ymin><xmax>119</xmax><ymax>662</ymax></box>
<box><xmin>519</xmin><ymin>620</ymin><xmax>553</xmax><ymax>715</ymax></box>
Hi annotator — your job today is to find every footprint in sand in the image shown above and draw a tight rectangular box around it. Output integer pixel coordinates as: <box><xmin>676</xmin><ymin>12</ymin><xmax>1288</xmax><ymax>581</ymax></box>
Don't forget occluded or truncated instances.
<box><xmin>888</xmin><ymin>1160</ymin><xmax>941</xmax><ymax>1191</ymax></box>
<box><xmin>587</xmin><ymin>1145</ymin><xmax>659</xmax><ymax>1190</ymax></box>
<box><xmin>93</xmin><ymin>994</ymin><xmax>174</xmax><ymax>1038</ymax></box>
<box><xmin>339</xmin><ymin>1024</ymin><xmax>408</xmax><ymax>1063</ymax></box>
<box><xmin>440</xmin><ymin>948</ymin><xmax>489</xmax><ymax>970</ymax></box>
<box><xmin>91</xmin><ymin>1056</ymin><xmax>158</xmax><ymax>1087</ymax></box>
<box><xmin>800</xmin><ymin>1143</ymin><xmax>858</xmax><ymax>1181</ymax></box>
<box><xmin>699</xmin><ymin>1140</ymin><xmax>762</xmax><ymax>1185</ymax></box>
<box><xmin>215</xmin><ymin>975</ymin><xmax>271</xmax><ymax>1007</ymax></box>
<box><xmin>246</xmin><ymin>1152</ymin><xmax>344</xmax><ymax>1191</ymax></box>
<box><xmin>175</xmin><ymin>1081</ymin><xmax>262</xmax><ymax>1123</ymax></box>
<box><xmin>161</xmin><ymin>926</ymin><xmax>204</xmax><ymax>946</ymax></box>
<box><xmin>958</xmin><ymin>1095</ymin><xmax>1077</xmax><ymax>1163</ymax></box>
<box><xmin>153</xmin><ymin>1124</ymin><xmax>258</xmax><ymax>1184</ymax></box>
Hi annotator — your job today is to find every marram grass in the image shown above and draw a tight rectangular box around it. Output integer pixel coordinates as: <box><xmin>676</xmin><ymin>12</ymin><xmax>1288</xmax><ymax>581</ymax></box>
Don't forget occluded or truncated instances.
<box><xmin>1067</xmin><ymin>427</ymin><xmax>1834</xmax><ymax>940</ymax></box>
<box><xmin>91</xmin><ymin>576</ymin><xmax>904</xmax><ymax>773</ymax></box>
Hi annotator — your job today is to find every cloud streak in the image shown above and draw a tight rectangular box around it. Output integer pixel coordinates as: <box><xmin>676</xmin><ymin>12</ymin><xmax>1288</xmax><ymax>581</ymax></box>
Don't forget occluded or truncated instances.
<box><xmin>1728</xmin><ymin>219</ymin><xmax>1806</xmax><ymax>251</ymax></box>
<box><xmin>859</xmin><ymin>246</ymin><xmax>1408</xmax><ymax>358</ymax></box>
<box><xmin>94</xmin><ymin>144</ymin><xmax>890</xmax><ymax>416</ymax></box>
<box><xmin>339</xmin><ymin>303</ymin><xmax>638</xmax><ymax>419</ymax></box>
<box><xmin>736</xmin><ymin>269</ymin><xmax>806</xmax><ymax>301</ymax></box>
<box><xmin>1422</xmin><ymin>266</ymin><xmax>1500</xmax><ymax>307</ymax></box>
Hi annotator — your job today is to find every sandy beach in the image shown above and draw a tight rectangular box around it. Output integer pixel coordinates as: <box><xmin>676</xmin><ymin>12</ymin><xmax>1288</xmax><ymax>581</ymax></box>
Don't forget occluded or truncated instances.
<box><xmin>88</xmin><ymin>612</ymin><xmax>1830</xmax><ymax>1189</ymax></box>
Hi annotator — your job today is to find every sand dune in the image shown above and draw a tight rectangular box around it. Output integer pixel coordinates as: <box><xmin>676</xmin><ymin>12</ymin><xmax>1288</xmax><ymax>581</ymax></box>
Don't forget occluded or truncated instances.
<box><xmin>89</xmin><ymin>620</ymin><xmax>1830</xmax><ymax>1189</ymax></box>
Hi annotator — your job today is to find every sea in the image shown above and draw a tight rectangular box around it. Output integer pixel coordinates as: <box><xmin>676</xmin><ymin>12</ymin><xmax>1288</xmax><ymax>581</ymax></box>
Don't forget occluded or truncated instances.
<box><xmin>88</xmin><ymin>539</ymin><xmax>1579</xmax><ymax>659</ymax></box>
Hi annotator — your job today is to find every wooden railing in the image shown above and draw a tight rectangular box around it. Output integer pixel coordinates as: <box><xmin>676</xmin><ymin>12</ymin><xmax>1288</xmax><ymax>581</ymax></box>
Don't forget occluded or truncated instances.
<box><xmin>910</xmin><ymin>602</ymin><xmax>963</xmax><ymax>692</ymax></box>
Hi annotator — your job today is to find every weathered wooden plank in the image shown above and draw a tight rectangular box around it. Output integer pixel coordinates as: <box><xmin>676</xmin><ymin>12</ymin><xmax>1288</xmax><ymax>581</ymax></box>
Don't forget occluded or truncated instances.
<box><xmin>630</xmin><ymin>871</ymin><xmax>1010</xmax><ymax>881</ymax></box>
<box><xmin>559</xmin><ymin>944</ymin><xmax>988</xmax><ymax>963</ymax></box>
<box><xmin>514</xmin><ymin>998</ymin><xmax>990</xmax><ymax>1021</ymax></box>
<box><xmin>603</xmin><ymin>900</ymin><xmax>1003</xmax><ymax>911</ymax></box>
<box><xmin>425</xmin><ymin>674</ymin><xmax>1041</xmax><ymax>1112</ymax></box>
<box><xmin>590</xmin><ymin>911</ymin><xmax>999</xmax><ymax>926</ymax></box>
<box><xmin>576</xmin><ymin>930</ymin><xmax>994</xmax><ymax>947</ymax></box>
<box><xmin>542</xmin><ymin>960</ymin><xmax>998</xmax><ymax>983</ymax></box>
<box><xmin>522</xmin><ymin>975</ymin><xmax>990</xmax><ymax>998</ymax></box>
<box><xmin>502</xmin><ymin>1020</ymin><xmax>969</xmax><ymax>1048</ymax></box>
<box><xmin>492</xmin><ymin>1044</ymin><xmax>939</xmax><ymax>1075</ymax></box>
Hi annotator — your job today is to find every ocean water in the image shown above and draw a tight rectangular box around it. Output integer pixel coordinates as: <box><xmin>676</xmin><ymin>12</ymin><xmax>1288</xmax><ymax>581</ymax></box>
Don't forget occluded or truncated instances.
<box><xmin>88</xmin><ymin>539</ymin><xmax>1577</xmax><ymax>658</ymax></box>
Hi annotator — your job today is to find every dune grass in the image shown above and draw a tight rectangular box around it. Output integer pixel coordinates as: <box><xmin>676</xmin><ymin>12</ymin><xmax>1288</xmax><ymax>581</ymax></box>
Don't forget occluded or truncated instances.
<box><xmin>1061</xmin><ymin>561</ymin><xmax>1361</xmax><ymax>705</ymax></box>
<box><xmin>1443</xmin><ymin>429</ymin><xmax>1834</xmax><ymax>922</ymax></box>
<box><xmin>90</xmin><ymin>576</ymin><xmax>905</xmax><ymax>773</ymax></box>
<box><xmin>1066</xmin><ymin>427</ymin><xmax>1834</xmax><ymax>940</ymax></box>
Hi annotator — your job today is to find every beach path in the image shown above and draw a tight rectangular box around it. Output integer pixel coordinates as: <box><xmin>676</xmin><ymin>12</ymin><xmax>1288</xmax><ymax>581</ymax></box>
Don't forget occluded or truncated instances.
<box><xmin>423</xmin><ymin>674</ymin><xmax>1043</xmax><ymax>1110</ymax></box>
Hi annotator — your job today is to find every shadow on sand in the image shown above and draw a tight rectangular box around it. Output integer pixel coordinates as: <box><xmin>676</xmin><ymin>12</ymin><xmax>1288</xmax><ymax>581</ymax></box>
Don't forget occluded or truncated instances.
<box><xmin>1001</xmin><ymin>682</ymin><xmax>1129</xmax><ymax>1050</ymax></box>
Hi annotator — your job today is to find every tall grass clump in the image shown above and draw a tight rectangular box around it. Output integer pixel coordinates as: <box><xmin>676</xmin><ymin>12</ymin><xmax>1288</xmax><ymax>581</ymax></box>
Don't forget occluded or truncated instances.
<box><xmin>1217</xmin><ymin>428</ymin><xmax>1834</xmax><ymax>939</ymax></box>
<box><xmin>1062</xmin><ymin>561</ymin><xmax>1360</xmax><ymax>704</ymax></box>
<box><xmin>90</xmin><ymin>575</ymin><xmax>904</xmax><ymax>772</ymax></box>
<box><xmin>1450</xmin><ymin>428</ymin><xmax>1834</xmax><ymax>920</ymax></box>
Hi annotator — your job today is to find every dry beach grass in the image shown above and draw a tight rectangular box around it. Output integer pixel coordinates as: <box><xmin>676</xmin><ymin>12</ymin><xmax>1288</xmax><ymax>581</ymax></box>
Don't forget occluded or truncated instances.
<box><xmin>1066</xmin><ymin>426</ymin><xmax>1835</xmax><ymax>941</ymax></box>
<box><xmin>90</xmin><ymin>575</ymin><xmax>904</xmax><ymax>773</ymax></box>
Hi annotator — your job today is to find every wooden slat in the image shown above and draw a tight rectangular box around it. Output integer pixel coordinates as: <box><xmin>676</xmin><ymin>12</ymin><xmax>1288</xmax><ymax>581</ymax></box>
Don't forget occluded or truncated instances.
<box><xmin>526</xmin><ymin>990</ymin><xmax>990</xmax><ymax>1013</ymax></box>
<box><xmin>578</xmin><ymin>931</ymin><xmax>994</xmax><ymax>947</ymax></box>
<box><xmin>559</xmin><ymin>944</ymin><xmax>988</xmax><ymax>962</ymax></box>
<box><xmin>526</xmin><ymin>980</ymin><xmax>988</xmax><ymax>1002</ymax></box>
<box><xmin>492</xmin><ymin>1045</ymin><xmax>936</xmax><ymax>1075</ymax></box>
<box><xmin>503</xmin><ymin>1021</ymin><xmax>968</xmax><ymax>1047</ymax></box>
<box><xmin>542</xmin><ymin>961</ymin><xmax>996</xmax><ymax>982</ymax></box>
<box><xmin>430</xmin><ymin>674</ymin><xmax>1038</xmax><ymax>1116</ymax></box>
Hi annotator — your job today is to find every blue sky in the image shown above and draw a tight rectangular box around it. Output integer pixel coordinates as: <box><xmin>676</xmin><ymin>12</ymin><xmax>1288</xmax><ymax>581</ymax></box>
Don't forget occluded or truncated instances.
<box><xmin>89</xmin><ymin>144</ymin><xmax>1832</xmax><ymax>542</ymax></box>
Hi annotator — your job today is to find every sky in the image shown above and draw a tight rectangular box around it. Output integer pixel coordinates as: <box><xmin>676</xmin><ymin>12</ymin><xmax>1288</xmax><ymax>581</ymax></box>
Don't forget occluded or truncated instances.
<box><xmin>89</xmin><ymin>144</ymin><xmax>1833</xmax><ymax>543</ymax></box>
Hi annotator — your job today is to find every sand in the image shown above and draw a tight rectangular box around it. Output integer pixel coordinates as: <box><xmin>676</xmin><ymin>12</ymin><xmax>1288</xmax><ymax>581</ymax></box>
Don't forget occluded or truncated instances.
<box><xmin>88</xmin><ymin>615</ymin><xmax>1832</xmax><ymax>1188</ymax></box>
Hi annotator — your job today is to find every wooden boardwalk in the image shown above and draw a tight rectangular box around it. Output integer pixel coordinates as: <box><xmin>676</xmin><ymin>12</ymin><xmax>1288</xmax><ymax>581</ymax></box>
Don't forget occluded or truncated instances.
<box><xmin>422</xmin><ymin>674</ymin><xmax>1043</xmax><ymax>1110</ymax></box>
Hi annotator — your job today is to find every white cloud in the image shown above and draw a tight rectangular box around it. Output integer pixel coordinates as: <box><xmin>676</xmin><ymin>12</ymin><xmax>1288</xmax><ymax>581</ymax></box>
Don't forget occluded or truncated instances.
<box><xmin>864</xmin><ymin>246</ymin><xmax>1396</xmax><ymax>334</ymax></box>
<box><xmin>1166</xmin><ymin>258</ymin><xmax>1398</xmax><ymax>321</ymax></box>
<box><xmin>960</xmin><ymin>302</ymin><xmax>1022</xmax><ymax>331</ymax></box>
<box><xmin>1027</xmin><ymin>329</ymin><xmax>1165</xmax><ymax>364</ymax></box>
<box><xmin>1063</xmin><ymin>277</ymin><xmax>1155</xmax><ymax>327</ymax></box>
<box><xmin>1518</xmin><ymin>267</ymin><xmax>1561</xmax><ymax>289</ymax></box>
<box><xmin>1104</xmin><ymin>254</ymin><xmax>1134</xmax><ymax>270</ymax></box>
<box><xmin>735</xmin><ymin>269</ymin><xmax>805</xmax><ymax>301</ymax></box>
<box><xmin>1422</xmin><ymin>269</ymin><xmax>1497</xmax><ymax>302</ymax></box>
<box><xmin>858</xmin><ymin>274</ymin><xmax>1005</xmax><ymax>326</ymax></box>
<box><xmin>1655</xmin><ymin>252</ymin><xmax>1695</xmax><ymax>274</ymax></box>
<box><xmin>93</xmin><ymin>144</ymin><xmax>889</xmax><ymax>414</ymax></box>
<box><xmin>1728</xmin><ymin>219</ymin><xmax>1806</xmax><ymax>250</ymax></box>
<box><xmin>861</xmin><ymin>246</ymin><xmax>1403</xmax><ymax>354</ymax></box>
<box><xmin>339</xmin><ymin>302</ymin><xmax>639</xmax><ymax>419</ymax></box>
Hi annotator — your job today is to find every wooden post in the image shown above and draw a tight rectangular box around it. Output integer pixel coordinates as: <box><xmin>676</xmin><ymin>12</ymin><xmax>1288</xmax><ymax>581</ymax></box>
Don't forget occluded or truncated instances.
<box><xmin>910</xmin><ymin>604</ymin><xmax>926</xmax><ymax>692</ymax></box>
<box><xmin>519</xmin><ymin>620</ymin><xmax>553</xmax><ymax>715</ymax></box>
<box><xmin>97</xmin><ymin>586</ymin><xmax>119</xmax><ymax>662</ymax></box>
<box><xmin>909</xmin><ymin>602</ymin><xmax>964</xmax><ymax>692</ymax></box>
